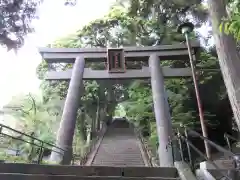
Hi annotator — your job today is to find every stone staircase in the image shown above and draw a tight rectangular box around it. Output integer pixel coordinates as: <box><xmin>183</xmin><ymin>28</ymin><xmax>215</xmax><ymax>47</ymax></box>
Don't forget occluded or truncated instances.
<box><xmin>0</xmin><ymin>119</ymin><xmax>183</xmax><ymax>179</ymax></box>
<box><xmin>90</xmin><ymin>120</ymin><xmax>145</xmax><ymax>166</ymax></box>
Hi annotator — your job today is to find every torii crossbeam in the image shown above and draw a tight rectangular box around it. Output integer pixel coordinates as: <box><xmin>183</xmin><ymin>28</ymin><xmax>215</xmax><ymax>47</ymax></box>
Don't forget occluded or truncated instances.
<box><xmin>39</xmin><ymin>41</ymin><xmax>199</xmax><ymax>80</ymax></box>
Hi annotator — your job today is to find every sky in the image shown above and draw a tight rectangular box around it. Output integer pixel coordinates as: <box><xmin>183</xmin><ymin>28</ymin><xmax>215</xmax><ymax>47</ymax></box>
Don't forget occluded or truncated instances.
<box><xmin>0</xmin><ymin>0</ymin><xmax>115</xmax><ymax>108</ymax></box>
<box><xmin>0</xmin><ymin>0</ymin><xmax>211</xmax><ymax>108</ymax></box>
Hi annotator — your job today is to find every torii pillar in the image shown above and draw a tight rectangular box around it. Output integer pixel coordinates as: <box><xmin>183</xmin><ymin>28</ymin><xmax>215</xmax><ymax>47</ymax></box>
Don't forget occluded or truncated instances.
<box><xmin>50</xmin><ymin>56</ymin><xmax>85</xmax><ymax>164</ymax></box>
<box><xmin>149</xmin><ymin>54</ymin><xmax>174</xmax><ymax>167</ymax></box>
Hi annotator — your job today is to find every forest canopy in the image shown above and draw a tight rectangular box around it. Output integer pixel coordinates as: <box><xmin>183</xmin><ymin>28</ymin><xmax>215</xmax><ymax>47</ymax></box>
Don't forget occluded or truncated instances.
<box><xmin>0</xmin><ymin>0</ymin><xmax>42</xmax><ymax>50</ymax></box>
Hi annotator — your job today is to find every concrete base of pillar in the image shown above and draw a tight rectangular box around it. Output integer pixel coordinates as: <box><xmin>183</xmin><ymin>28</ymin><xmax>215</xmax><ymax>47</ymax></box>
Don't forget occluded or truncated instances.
<box><xmin>174</xmin><ymin>161</ymin><xmax>197</xmax><ymax>180</ymax></box>
<box><xmin>49</xmin><ymin>147</ymin><xmax>73</xmax><ymax>165</ymax></box>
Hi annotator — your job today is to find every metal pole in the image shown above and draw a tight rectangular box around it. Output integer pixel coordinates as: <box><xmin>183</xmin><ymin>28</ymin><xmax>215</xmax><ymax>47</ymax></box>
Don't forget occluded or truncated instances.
<box><xmin>184</xmin><ymin>33</ymin><xmax>211</xmax><ymax>158</ymax></box>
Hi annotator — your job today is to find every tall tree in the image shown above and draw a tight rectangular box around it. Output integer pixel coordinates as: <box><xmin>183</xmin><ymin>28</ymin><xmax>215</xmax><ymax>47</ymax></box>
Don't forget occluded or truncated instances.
<box><xmin>222</xmin><ymin>0</ymin><xmax>240</xmax><ymax>40</ymax></box>
<box><xmin>0</xmin><ymin>0</ymin><xmax>75</xmax><ymax>50</ymax></box>
<box><xmin>207</xmin><ymin>0</ymin><xmax>240</xmax><ymax>130</ymax></box>
<box><xmin>0</xmin><ymin>0</ymin><xmax>42</xmax><ymax>50</ymax></box>
<box><xmin>5</xmin><ymin>93</ymin><xmax>62</xmax><ymax>142</ymax></box>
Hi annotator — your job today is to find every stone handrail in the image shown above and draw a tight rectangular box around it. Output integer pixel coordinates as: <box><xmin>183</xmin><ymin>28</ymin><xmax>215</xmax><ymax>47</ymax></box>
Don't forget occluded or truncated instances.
<box><xmin>134</xmin><ymin>128</ymin><xmax>159</xmax><ymax>167</ymax></box>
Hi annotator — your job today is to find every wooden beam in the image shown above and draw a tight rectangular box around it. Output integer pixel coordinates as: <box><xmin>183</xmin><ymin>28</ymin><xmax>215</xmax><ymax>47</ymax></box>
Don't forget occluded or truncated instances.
<box><xmin>41</xmin><ymin>50</ymin><xmax>190</xmax><ymax>63</ymax></box>
<box><xmin>39</xmin><ymin>41</ymin><xmax>200</xmax><ymax>63</ymax></box>
<box><xmin>40</xmin><ymin>41</ymin><xmax>199</xmax><ymax>53</ymax></box>
<box><xmin>45</xmin><ymin>67</ymin><xmax>192</xmax><ymax>80</ymax></box>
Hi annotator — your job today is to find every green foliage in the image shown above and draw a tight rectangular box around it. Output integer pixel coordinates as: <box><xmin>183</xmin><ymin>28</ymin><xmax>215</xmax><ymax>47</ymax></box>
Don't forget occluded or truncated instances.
<box><xmin>0</xmin><ymin>0</ymin><xmax>42</xmax><ymax>50</ymax></box>
<box><xmin>220</xmin><ymin>0</ymin><xmax>240</xmax><ymax>40</ymax></box>
<box><xmin>0</xmin><ymin>152</ymin><xmax>59</xmax><ymax>164</ymax></box>
<box><xmin>0</xmin><ymin>0</ymin><xmax>77</xmax><ymax>50</ymax></box>
<box><xmin>0</xmin><ymin>152</ymin><xmax>27</xmax><ymax>163</ymax></box>
<box><xmin>5</xmin><ymin>93</ymin><xmax>62</xmax><ymax>143</ymax></box>
<box><xmin>220</xmin><ymin>18</ymin><xmax>240</xmax><ymax>40</ymax></box>
<box><xmin>2</xmin><ymin>93</ymin><xmax>63</xmax><ymax>162</ymax></box>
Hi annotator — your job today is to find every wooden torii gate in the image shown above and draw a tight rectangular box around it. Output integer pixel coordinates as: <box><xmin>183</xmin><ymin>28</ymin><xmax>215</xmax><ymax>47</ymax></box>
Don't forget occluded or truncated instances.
<box><xmin>38</xmin><ymin>41</ymin><xmax>200</xmax><ymax>166</ymax></box>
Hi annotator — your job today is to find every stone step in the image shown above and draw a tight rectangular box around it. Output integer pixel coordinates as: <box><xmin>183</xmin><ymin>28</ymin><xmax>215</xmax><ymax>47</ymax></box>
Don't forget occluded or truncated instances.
<box><xmin>0</xmin><ymin>163</ymin><xmax>178</xmax><ymax>177</ymax></box>
<box><xmin>92</xmin><ymin>158</ymin><xmax>144</xmax><ymax>161</ymax></box>
<box><xmin>0</xmin><ymin>174</ymin><xmax>181</xmax><ymax>180</ymax></box>
<box><xmin>91</xmin><ymin>162</ymin><xmax>145</xmax><ymax>166</ymax></box>
<box><xmin>91</xmin><ymin>126</ymin><xmax>145</xmax><ymax>166</ymax></box>
<box><xmin>92</xmin><ymin>158</ymin><xmax>143</xmax><ymax>161</ymax></box>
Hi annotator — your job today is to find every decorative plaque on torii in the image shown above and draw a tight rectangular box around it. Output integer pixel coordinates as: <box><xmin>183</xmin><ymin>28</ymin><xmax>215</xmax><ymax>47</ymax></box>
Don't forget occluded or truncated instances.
<box><xmin>107</xmin><ymin>48</ymin><xmax>126</xmax><ymax>73</ymax></box>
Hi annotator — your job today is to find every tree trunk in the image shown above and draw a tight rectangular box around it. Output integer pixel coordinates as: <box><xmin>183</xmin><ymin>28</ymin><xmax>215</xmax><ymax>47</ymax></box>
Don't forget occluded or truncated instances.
<box><xmin>208</xmin><ymin>0</ymin><xmax>240</xmax><ymax>130</ymax></box>
<box><xmin>106</xmin><ymin>86</ymin><xmax>115</xmax><ymax>121</ymax></box>
<box><xmin>79</xmin><ymin>109</ymin><xmax>87</xmax><ymax>141</ymax></box>
<box><xmin>96</xmin><ymin>98</ymin><xmax>100</xmax><ymax>131</ymax></box>
<box><xmin>86</xmin><ymin>109</ymin><xmax>96</xmax><ymax>139</ymax></box>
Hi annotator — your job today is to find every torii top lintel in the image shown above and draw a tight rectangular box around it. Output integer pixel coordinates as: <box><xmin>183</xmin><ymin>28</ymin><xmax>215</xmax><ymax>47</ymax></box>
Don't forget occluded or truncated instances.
<box><xmin>38</xmin><ymin>40</ymin><xmax>200</xmax><ymax>63</ymax></box>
